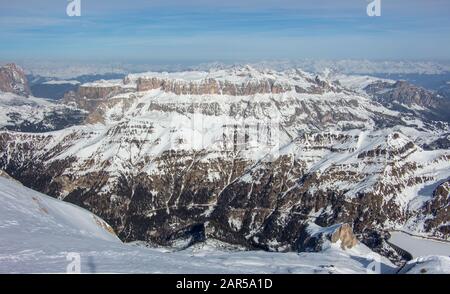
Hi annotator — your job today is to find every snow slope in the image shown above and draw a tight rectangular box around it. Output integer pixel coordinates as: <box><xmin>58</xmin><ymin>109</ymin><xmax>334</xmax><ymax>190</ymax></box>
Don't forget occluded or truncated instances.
<box><xmin>0</xmin><ymin>91</ymin><xmax>86</xmax><ymax>131</ymax></box>
<box><xmin>0</xmin><ymin>175</ymin><xmax>397</xmax><ymax>274</ymax></box>
<box><xmin>0</xmin><ymin>92</ymin><xmax>55</xmax><ymax>128</ymax></box>
<box><xmin>399</xmin><ymin>256</ymin><xmax>450</xmax><ymax>274</ymax></box>
<box><xmin>389</xmin><ymin>231</ymin><xmax>450</xmax><ymax>258</ymax></box>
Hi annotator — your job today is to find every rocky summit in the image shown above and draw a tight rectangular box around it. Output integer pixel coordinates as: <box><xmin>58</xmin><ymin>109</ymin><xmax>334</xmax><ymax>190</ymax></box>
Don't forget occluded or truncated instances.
<box><xmin>0</xmin><ymin>64</ymin><xmax>449</xmax><ymax>264</ymax></box>
<box><xmin>0</xmin><ymin>63</ymin><xmax>31</xmax><ymax>97</ymax></box>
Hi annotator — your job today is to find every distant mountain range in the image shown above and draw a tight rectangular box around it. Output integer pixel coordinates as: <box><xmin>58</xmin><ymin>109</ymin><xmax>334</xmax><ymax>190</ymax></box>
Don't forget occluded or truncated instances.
<box><xmin>13</xmin><ymin>59</ymin><xmax>450</xmax><ymax>100</ymax></box>
<box><xmin>27</xmin><ymin>73</ymin><xmax>126</xmax><ymax>100</ymax></box>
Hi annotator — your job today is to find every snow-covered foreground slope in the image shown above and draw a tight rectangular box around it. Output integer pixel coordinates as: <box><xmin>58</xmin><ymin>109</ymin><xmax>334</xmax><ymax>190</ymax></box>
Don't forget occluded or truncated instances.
<box><xmin>399</xmin><ymin>256</ymin><xmax>450</xmax><ymax>274</ymax></box>
<box><xmin>389</xmin><ymin>231</ymin><xmax>450</xmax><ymax>258</ymax></box>
<box><xmin>0</xmin><ymin>175</ymin><xmax>397</xmax><ymax>274</ymax></box>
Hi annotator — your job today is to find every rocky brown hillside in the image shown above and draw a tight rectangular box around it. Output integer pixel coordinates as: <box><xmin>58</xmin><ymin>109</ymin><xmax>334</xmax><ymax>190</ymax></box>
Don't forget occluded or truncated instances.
<box><xmin>0</xmin><ymin>63</ymin><xmax>31</xmax><ymax>97</ymax></box>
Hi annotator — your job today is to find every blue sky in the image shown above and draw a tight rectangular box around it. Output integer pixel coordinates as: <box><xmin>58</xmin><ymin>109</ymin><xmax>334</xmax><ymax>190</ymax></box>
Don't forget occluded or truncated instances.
<box><xmin>1</xmin><ymin>0</ymin><xmax>450</xmax><ymax>62</ymax></box>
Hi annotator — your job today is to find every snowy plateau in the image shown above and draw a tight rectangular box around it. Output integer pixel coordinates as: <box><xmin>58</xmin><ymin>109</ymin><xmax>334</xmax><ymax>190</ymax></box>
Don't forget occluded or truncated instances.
<box><xmin>0</xmin><ymin>63</ymin><xmax>449</xmax><ymax>273</ymax></box>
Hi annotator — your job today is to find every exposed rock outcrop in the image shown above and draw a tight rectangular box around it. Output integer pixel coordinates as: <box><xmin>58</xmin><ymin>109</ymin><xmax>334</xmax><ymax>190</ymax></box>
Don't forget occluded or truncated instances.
<box><xmin>135</xmin><ymin>74</ymin><xmax>341</xmax><ymax>96</ymax></box>
<box><xmin>422</xmin><ymin>180</ymin><xmax>450</xmax><ymax>237</ymax></box>
<box><xmin>136</xmin><ymin>77</ymin><xmax>291</xmax><ymax>95</ymax></box>
<box><xmin>330</xmin><ymin>223</ymin><xmax>359</xmax><ymax>249</ymax></box>
<box><xmin>300</xmin><ymin>224</ymin><xmax>359</xmax><ymax>252</ymax></box>
<box><xmin>0</xmin><ymin>63</ymin><xmax>31</xmax><ymax>97</ymax></box>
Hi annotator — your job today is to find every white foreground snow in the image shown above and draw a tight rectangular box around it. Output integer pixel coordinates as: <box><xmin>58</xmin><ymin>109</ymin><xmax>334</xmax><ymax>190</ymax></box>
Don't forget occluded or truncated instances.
<box><xmin>389</xmin><ymin>231</ymin><xmax>450</xmax><ymax>258</ymax></box>
<box><xmin>399</xmin><ymin>256</ymin><xmax>450</xmax><ymax>274</ymax></box>
<box><xmin>0</xmin><ymin>176</ymin><xmax>397</xmax><ymax>274</ymax></box>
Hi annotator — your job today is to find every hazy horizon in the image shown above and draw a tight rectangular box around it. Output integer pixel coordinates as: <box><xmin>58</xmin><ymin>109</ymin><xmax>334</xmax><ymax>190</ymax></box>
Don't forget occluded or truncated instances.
<box><xmin>1</xmin><ymin>0</ymin><xmax>450</xmax><ymax>61</ymax></box>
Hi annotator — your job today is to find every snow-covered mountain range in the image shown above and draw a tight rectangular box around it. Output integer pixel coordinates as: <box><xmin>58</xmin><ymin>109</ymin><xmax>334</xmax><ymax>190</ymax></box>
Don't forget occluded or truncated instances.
<box><xmin>0</xmin><ymin>63</ymin><xmax>449</xmax><ymax>270</ymax></box>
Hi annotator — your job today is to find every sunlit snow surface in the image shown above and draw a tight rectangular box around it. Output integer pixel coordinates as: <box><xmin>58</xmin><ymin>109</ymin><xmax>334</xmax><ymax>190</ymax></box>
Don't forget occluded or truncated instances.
<box><xmin>399</xmin><ymin>256</ymin><xmax>450</xmax><ymax>274</ymax></box>
<box><xmin>389</xmin><ymin>232</ymin><xmax>450</xmax><ymax>258</ymax></box>
<box><xmin>0</xmin><ymin>176</ymin><xmax>396</xmax><ymax>274</ymax></box>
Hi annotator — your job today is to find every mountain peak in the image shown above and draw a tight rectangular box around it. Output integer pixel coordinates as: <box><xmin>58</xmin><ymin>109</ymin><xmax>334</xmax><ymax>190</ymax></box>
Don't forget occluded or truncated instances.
<box><xmin>0</xmin><ymin>63</ymin><xmax>31</xmax><ymax>97</ymax></box>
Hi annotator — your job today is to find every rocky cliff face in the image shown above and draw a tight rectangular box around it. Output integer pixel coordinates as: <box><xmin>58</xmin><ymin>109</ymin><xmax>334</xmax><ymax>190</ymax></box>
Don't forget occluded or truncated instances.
<box><xmin>134</xmin><ymin>73</ymin><xmax>340</xmax><ymax>96</ymax></box>
<box><xmin>0</xmin><ymin>66</ymin><xmax>448</xmax><ymax>262</ymax></box>
<box><xmin>0</xmin><ymin>63</ymin><xmax>31</xmax><ymax>97</ymax></box>
<box><xmin>421</xmin><ymin>180</ymin><xmax>450</xmax><ymax>236</ymax></box>
<box><xmin>66</xmin><ymin>67</ymin><xmax>342</xmax><ymax>107</ymax></box>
